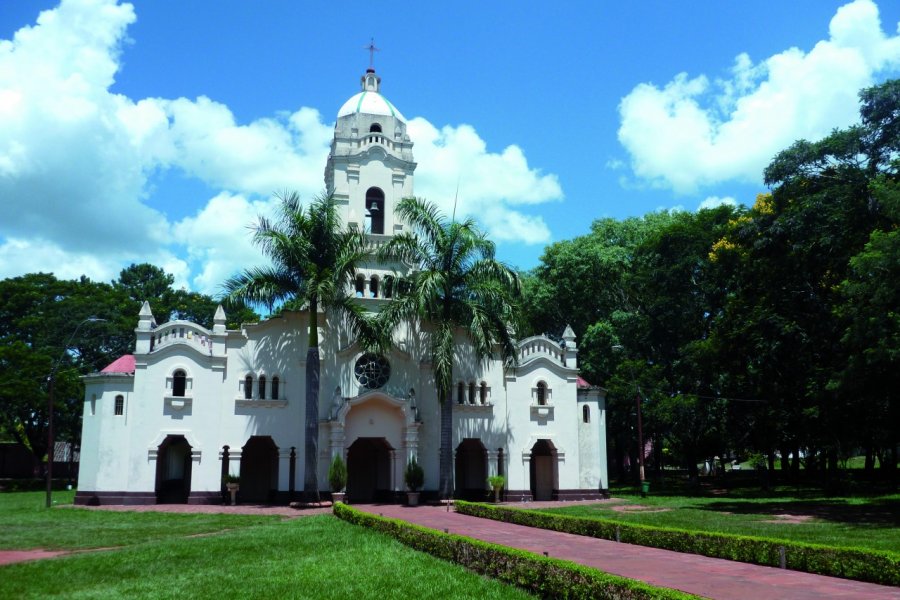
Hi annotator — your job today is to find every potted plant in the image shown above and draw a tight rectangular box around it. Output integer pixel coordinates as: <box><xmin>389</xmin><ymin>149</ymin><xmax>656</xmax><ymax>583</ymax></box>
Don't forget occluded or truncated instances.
<box><xmin>222</xmin><ymin>473</ymin><xmax>240</xmax><ymax>505</ymax></box>
<box><xmin>487</xmin><ymin>474</ymin><xmax>506</xmax><ymax>503</ymax></box>
<box><xmin>404</xmin><ymin>457</ymin><xmax>424</xmax><ymax>506</ymax></box>
<box><xmin>328</xmin><ymin>453</ymin><xmax>347</xmax><ymax>504</ymax></box>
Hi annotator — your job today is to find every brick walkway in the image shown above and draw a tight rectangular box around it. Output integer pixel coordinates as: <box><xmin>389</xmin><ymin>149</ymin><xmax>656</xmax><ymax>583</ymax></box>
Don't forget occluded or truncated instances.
<box><xmin>62</xmin><ymin>502</ymin><xmax>332</xmax><ymax>517</ymax></box>
<box><xmin>355</xmin><ymin>503</ymin><xmax>900</xmax><ymax>600</ymax></box>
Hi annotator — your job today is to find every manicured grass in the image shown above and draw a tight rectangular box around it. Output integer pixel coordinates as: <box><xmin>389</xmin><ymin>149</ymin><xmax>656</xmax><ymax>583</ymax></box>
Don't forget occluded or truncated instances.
<box><xmin>0</xmin><ymin>491</ymin><xmax>278</xmax><ymax>550</ymax></box>
<box><xmin>538</xmin><ymin>491</ymin><xmax>900</xmax><ymax>554</ymax></box>
<box><xmin>0</xmin><ymin>491</ymin><xmax>532</xmax><ymax>599</ymax></box>
<box><xmin>0</xmin><ymin>513</ymin><xmax>534</xmax><ymax>599</ymax></box>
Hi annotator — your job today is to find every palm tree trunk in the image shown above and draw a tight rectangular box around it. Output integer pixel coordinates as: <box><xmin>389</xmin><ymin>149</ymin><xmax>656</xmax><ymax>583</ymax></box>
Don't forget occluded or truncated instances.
<box><xmin>439</xmin><ymin>388</ymin><xmax>453</xmax><ymax>500</ymax></box>
<box><xmin>304</xmin><ymin>345</ymin><xmax>320</xmax><ymax>502</ymax></box>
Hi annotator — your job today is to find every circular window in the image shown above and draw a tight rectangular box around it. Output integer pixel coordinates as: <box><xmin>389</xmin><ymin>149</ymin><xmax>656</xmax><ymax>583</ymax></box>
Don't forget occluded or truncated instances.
<box><xmin>354</xmin><ymin>354</ymin><xmax>390</xmax><ymax>389</ymax></box>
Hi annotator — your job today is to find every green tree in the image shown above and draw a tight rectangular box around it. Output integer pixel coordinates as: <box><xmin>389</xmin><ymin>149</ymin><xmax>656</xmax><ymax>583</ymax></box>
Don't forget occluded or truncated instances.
<box><xmin>832</xmin><ymin>177</ymin><xmax>900</xmax><ymax>478</ymax></box>
<box><xmin>114</xmin><ymin>263</ymin><xmax>257</xmax><ymax>329</ymax></box>
<box><xmin>379</xmin><ymin>197</ymin><xmax>521</xmax><ymax>499</ymax></box>
<box><xmin>708</xmin><ymin>80</ymin><xmax>900</xmax><ymax>481</ymax></box>
<box><xmin>223</xmin><ymin>192</ymin><xmax>377</xmax><ymax>501</ymax></box>
<box><xmin>0</xmin><ymin>274</ymin><xmax>121</xmax><ymax>462</ymax></box>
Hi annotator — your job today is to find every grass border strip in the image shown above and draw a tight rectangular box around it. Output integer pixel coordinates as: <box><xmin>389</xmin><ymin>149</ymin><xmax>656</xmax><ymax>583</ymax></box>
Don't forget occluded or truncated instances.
<box><xmin>455</xmin><ymin>501</ymin><xmax>900</xmax><ymax>587</ymax></box>
<box><xmin>333</xmin><ymin>503</ymin><xmax>698</xmax><ymax>600</ymax></box>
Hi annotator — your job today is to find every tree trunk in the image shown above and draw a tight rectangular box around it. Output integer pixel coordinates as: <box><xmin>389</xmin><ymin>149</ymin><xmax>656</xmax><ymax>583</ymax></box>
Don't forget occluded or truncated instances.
<box><xmin>304</xmin><ymin>346</ymin><xmax>320</xmax><ymax>502</ymax></box>
<box><xmin>439</xmin><ymin>389</ymin><xmax>453</xmax><ymax>500</ymax></box>
<box><xmin>864</xmin><ymin>446</ymin><xmax>875</xmax><ymax>477</ymax></box>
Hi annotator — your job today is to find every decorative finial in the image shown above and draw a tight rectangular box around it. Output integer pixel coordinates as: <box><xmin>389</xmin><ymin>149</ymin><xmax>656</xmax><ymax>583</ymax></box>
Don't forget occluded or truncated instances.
<box><xmin>364</xmin><ymin>38</ymin><xmax>379</xmax><ymax>70</ymax></box>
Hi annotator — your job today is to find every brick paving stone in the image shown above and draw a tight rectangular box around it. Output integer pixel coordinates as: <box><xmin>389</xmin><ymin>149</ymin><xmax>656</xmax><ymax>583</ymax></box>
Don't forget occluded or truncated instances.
<box><xmin>354</xmin><ymin>503</ymin><xmax>900</xmax><ymax>600</ymax></box>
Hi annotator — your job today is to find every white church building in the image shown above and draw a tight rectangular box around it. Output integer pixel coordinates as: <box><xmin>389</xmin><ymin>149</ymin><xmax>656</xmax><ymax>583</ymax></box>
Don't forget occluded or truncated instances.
<box><xmin>75</xmin><ymin>67</ymin><xmax>608</xmax><ymax>505</ymax></box>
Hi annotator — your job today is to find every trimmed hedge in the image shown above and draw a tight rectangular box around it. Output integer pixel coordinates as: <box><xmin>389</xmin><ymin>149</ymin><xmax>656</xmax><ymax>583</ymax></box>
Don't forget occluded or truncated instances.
<box><xmin>333</xmin><ymin>503</ymin><xmax>698</xmax><ymax>600</ymax></box>
<box><xmin>456</xmin><ymin>501</ymin><xmax>900</xmax><ymax>587</ymax></box>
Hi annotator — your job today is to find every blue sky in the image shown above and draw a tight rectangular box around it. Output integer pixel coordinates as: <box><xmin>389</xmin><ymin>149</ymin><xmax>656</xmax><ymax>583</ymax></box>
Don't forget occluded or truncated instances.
<box><xmin>2</xmin><ymin>0</ymin><xmax>900</xmax><ymax>294</ymax></box>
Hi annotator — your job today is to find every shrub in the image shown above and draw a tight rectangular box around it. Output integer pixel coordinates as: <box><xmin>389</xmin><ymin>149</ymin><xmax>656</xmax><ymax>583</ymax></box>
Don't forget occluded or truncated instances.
<box><xmin>404</xmin><ymin>457</ymin><xmax>424</xmax><ymax>492</ymax></box>
<box><xmin>455</xmin><ymin>501</ymin><xmax>900</xmax><ymax>587</ymax></box>
<box><xmin>333</xmin><ymin>503</ymin><xmax>697</xmax><ymax>599</ymax></box>
<box><xmin>488</xmin><ymin>475</ymin><xmax>506</xmax><ymax>489</ymax></box>
<box><xmin>328</xmin><ymin>454</ymin><xmax>347</xmax><ymax>492</ymax></box>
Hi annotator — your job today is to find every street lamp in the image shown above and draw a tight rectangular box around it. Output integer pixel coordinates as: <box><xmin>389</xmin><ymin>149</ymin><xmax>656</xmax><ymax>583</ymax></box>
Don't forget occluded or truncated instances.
<box><xmin>612</xmin><ymin>345</ymin><xmax>645</xmax><ymax>485</ymax></box>
<box><xmin>46</xmin><ymin>317</ymin><xmax>106</xmax><ymax>508</ymax></box>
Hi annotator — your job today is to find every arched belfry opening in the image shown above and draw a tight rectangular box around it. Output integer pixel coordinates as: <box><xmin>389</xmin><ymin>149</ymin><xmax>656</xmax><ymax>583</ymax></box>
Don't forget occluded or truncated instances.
<box><xmin>366</xmin><ymin>187</ymin><xmax>385</xmax><ymax>234</ymax></box>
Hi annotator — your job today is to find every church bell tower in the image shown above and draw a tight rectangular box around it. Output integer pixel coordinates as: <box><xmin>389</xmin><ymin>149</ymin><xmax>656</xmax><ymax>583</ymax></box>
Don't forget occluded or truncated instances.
<box><xmin>326</xmin><ymin>67</ymin><xmax>416</xmax><ymax>237</ymax></box>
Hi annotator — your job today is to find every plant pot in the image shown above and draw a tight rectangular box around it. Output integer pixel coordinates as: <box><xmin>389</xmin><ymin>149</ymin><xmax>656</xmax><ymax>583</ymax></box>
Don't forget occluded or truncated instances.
<box><xmin>406</xmin><ymin>491</ymin><xmax>420</xmax><ymax>506</ymax></box>
<box><xmin>332</xmin><ymin>492</ymin><xmax>345</xmax><ymax>504</ymax></box>
<box><xmin>492</xmin><ymin>485</ymin><xmax>503</xmax><ymax>503</ymax></box>
<box><xmin>226</xmin><ymin>483</ymin><xmax>239</xmax><ymax>505</ymax></box>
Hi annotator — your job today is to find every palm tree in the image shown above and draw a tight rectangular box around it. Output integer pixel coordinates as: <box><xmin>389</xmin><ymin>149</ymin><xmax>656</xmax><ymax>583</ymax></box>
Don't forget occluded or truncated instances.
<box><xmin>379</xmin><ymin>197</ymin><xmax>521</xmax><ymax>500</ymax></box>
<box><xmin>223</xmin><ymin>191</ymin><xmax>378</xmax><ymax>502</ymax></box>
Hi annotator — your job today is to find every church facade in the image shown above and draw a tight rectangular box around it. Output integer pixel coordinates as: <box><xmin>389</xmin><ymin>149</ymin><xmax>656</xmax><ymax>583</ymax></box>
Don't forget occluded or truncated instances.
<box><xmin>75</xmin><ymin>68</ymin><xmax>608</xmax><ymax>505</ymax></box>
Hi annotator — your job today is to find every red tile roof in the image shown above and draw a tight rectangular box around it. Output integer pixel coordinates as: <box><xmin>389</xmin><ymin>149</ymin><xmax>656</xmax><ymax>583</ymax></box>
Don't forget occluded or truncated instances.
<box><xmin>576</xmin><ymin>376</ymin><xmax>592</xmax><ymax>388</ymax></box>
<box><xmin>101</xmin><ymin>354</ymin><xmax>135</xmax><ymax>374</ymax></box>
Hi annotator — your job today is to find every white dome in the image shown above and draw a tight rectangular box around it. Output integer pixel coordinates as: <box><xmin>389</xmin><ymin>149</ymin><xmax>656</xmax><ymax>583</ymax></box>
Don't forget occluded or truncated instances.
<box><xmin>337</xmin><ymin>90</ymin><xmax>406</xmax><ymax>123</ymax></box>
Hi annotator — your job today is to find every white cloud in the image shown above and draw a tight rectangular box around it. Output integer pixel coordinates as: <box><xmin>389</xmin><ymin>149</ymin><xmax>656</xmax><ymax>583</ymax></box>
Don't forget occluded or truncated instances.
<box><xmin>0</xmin><ymin>0</ymin><xmax>169</xmax><ymax>254</ymax></box>
<box><xmin>698</xmin><ymin>196</ymin><xmax>737</xmax><ymax>210</ymax></box>
<box><xmin>172</xmin><ymin>192</ymin><xmax>278</xmax><ymax>295</ymax></box>
<box><xmin>618</xmin><ymin>0</ymin><xmax>900</xmax><ymax>194</ymax></box>
<box><xmin>407</xmin><ymin>119</ymin><xmax>560</xmax><ymax>245</ymax></box>
<box><xmin>0</xmin><ymin>0</ymin><xmax>562</xmax><ymax>293</ymax></box>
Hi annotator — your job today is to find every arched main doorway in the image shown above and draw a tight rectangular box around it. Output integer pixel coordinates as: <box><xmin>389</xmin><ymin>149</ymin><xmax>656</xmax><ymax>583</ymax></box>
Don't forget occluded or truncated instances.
<box><xmin>239</xmin><ymin>436</ymin><xmax>279</xmax><ymax>503</ymax></box>
<box><xmin>530</xmin><ymin>439</ymin><xmax>558</xmax><ymax>501</ymax></box>
<box><xmin>455</xmin><ymin>439</ymin><xmax>488</xmax><ymax>501</ymax></box>
<box><xmin>155</xmin><ymin>435</ymin><xmax>192</xmax><ymax>504</ymax></box>
<box><xmin>347</xmin><ymin>437</ymin><xmax>392</xmax><ymax>503</ymax></box>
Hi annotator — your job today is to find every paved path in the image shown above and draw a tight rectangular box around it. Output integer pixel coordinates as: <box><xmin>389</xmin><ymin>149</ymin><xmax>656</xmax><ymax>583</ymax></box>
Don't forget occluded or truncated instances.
<box><xmin>59</xmin><ymin>502</ymin><xmax>333</xmax><ymax>517</ymax></box>
<box><xmin>355</xmin><ymin>503</ymin><xmax>900</xmax><ymax>600</ymax></box>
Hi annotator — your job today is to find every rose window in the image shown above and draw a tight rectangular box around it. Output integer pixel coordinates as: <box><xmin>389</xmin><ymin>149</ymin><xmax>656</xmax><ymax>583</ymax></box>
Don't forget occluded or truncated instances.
<box><xmin>354</xmin><ymin>354</ymin><xmax>391</xmax><ymax>389</ymax></box>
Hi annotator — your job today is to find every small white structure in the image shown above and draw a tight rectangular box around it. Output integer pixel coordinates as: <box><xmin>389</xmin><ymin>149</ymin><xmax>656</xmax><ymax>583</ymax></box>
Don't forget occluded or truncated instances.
<box><xmin>76</xmin><ymin>68</ymin><xmax>608</xmax><ymax>505</ymax></box>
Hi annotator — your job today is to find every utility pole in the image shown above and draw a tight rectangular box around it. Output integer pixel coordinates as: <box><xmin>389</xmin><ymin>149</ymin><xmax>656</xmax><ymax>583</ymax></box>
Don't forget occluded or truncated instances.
<box><xmin>46</xmin><ymin>317</ymin><xmax>106</xmax><ymax>508</ymax></box>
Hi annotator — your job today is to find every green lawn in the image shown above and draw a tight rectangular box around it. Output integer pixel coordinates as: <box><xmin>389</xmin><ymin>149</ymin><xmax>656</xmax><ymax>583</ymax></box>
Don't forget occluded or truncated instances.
<box><xmin>0</xmin><ymin>491</ymin><xmax>279</xmax><ymax>550</ymax></box>
<box><xmin>539</xmin><ymin>490</ymin><xmax>900</xmax><ymax>554</ymax></box>
<box><xmin>0</xmin><ymin>492</ymin><xmax>532</xmax><ymax>599</ymax></box>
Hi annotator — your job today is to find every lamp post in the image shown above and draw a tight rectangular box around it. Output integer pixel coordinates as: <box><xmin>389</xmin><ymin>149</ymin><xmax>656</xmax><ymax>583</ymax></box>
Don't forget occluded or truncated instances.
<box><xmin>612</xmin><ymin>345</ymin><xmax>645</xmax><ymax>484</ymax></box>
<box><xmin>46</xmin><ymin>317</ymin><xmax>106</xmax><ymax>508</ymax></box>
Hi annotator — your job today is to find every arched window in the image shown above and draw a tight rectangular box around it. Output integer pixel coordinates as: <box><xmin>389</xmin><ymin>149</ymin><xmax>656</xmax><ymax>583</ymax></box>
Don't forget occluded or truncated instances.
<box><xmin>173</xmin><ymin>370</ymin><xmax>187</xmax><ymax>397</ymax></box>
<box><xmin>583</xmin><ymin>405</ymin><xmax>591</xmax><ymax>423</ymax></box>
<box><xmin>114</xmin><ymin>394</ymin><xmax>124</xmax><ymax>416</ymax></box>
<box><xmin>369</xmin><ymin>123</ymin><xmax>382</xmax><ymax>133</ymax></box>
<box><xmin>457</xmin><ymin>382</ymin><xmax>464</xmax><ymax>405</ymax></box>
<box><xmin>244</xmin><ymin>375</ymin><xmax>253</xmax><ymax>399</ymax></box>
<box><xmin>365</xmin><ymin>187</ymin><xmax>385</xmax><ymax>234</ymax></box>
<box><xmin>468</xmin><ymin>382</ymin><xmax>476</xmax><ymax>405</ymax></box>
<box><xmin>479</xmin><ymin>382</ymin><xmax>488</xmax><ymax>405</ymax></box>
<box><xmin>536</xmin><ymin>381</ymin><xmax>547</xmax><ymax>406</ymax></box>
<box><xmin>355</xmin><ymin>274</ymin><xmax>365</xmax><ymax>297</ymax></box>
<box><xmin>258</xmin><ymin>375</ymin><xmax>267</xmax><ymax>400</ymax></box>
<box><xmin>370</xmin><ymin>276</ymin><xmax>379</xmax><ymax>298</ymax></box>
<box><xmin>271</xmin><ymin>376</ymin><xmax>280</xmax><ymax>400</ymax></box>
<box><xmin>384</xmin><ymin>276</ymin><xmax>394</xmax><ymax>299</ymax></box>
